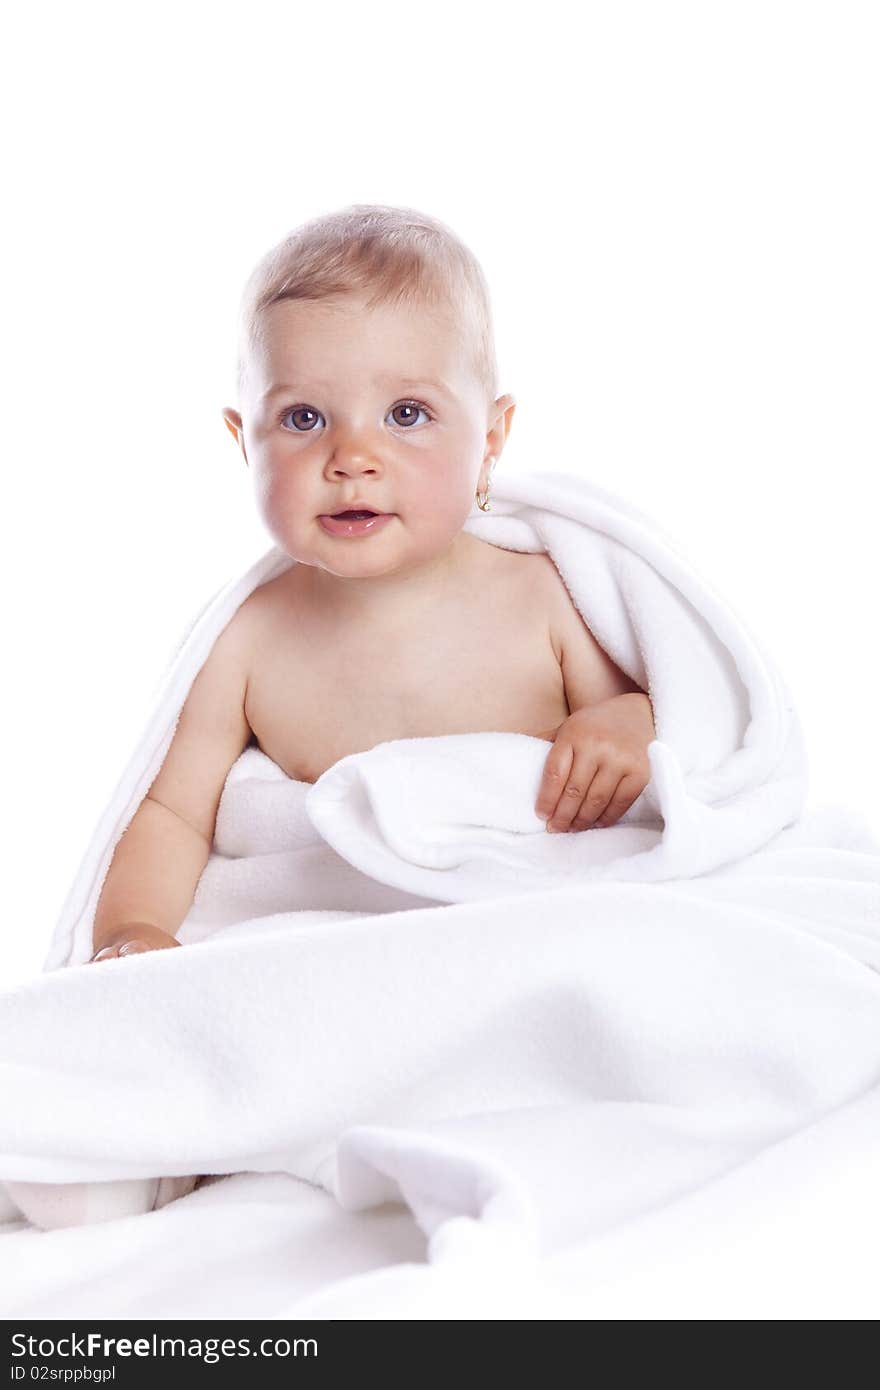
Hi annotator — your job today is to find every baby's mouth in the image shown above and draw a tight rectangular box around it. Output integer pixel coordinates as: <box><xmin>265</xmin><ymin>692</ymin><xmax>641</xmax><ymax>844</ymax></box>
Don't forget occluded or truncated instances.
<box><xmin>330</xmin><ymin>510</ymin><xmax>378</xmax><ymax>519</ymax></box>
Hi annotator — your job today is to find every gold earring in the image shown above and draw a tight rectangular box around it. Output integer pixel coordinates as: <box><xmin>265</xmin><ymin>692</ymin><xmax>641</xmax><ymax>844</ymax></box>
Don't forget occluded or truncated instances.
<box><xmin>476</xmin><ymin>457</ymin><xmax>494</xmax><ymax>511</ymax></box>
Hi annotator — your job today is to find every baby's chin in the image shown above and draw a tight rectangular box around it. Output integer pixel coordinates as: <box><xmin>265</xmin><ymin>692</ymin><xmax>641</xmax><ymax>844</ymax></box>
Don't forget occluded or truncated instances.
<box><xmin>297</xmin><ymin>529</ymin><xmax>474</xmax><ymax>581</ymax></box>
<box><xmin>267</xmin><ymin>510</ymin><xmax>477</xmax><ymax>575</ymax></box>
<box><xmin>307</xmin><ymin>547</ymin><xmax>434</xmax><ymax>581</ymax></box>
<box><xmin>280</xmin><ymin>516</ymin><xmax>401</xmax><ymax>563</ymax></box>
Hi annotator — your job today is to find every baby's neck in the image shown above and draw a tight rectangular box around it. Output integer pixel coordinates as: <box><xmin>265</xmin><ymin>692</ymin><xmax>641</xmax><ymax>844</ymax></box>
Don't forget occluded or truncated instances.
<box><xmin>303</xmin><ymin>530</ymin><xmax>488</xmax><ymax>627</ymax></box>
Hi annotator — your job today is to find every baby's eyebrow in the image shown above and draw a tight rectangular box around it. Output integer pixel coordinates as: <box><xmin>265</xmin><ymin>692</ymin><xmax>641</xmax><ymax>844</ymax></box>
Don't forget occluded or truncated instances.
<box><xmin>260</xmin><ymin>377</ymin><xmax>453</xmax><ymax>403</ymax></box>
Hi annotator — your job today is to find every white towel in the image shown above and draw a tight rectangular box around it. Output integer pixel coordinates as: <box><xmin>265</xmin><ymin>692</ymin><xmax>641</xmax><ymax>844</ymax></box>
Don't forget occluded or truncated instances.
<box><xmin>44</xmin><ymin>469</ymin><xmax>810</xmax><ymax>969</ymax></box>
<box><xmin>3</xmin><ymin>469</ymin><xmax>878</xmax><ymax>1320</ymax></box>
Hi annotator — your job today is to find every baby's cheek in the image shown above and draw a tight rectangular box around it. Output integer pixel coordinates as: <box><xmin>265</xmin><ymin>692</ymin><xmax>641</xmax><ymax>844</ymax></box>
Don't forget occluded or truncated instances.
<box><xmin>413</xmin><ymin>490</ymin><xmax>477</xmax><ymax>544</ymax></box>
<box><xmin>255</xmin><ymin>471</ymin><xmax>296</xmax><ymax>521</ymax></box>
<box><xmin>255</xmin><ymin>478</ymin><xmax>313</xmax><ymax>554</ymax></box>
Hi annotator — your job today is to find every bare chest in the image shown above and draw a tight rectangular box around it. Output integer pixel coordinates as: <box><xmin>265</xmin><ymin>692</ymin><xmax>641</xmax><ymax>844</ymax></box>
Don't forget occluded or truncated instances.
<box><xmin>244</xmin><ymin>558</ymin><xmax>570</xmax><ymax>785</ymax></box>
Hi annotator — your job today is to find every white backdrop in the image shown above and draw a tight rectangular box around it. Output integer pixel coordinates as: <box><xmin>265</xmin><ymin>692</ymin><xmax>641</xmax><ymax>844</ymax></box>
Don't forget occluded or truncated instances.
<box><xmin>3</xmin><ymin>0</ymin><xmax>877</xmax><ymax>994</ymax></box>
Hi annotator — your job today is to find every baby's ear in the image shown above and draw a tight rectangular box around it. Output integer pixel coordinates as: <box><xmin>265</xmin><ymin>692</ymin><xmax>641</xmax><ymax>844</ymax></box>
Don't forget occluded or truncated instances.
<box><xmin>222</xmin><ymin>407</ymin><xmax>241</xmax><ymax>439</ymax></box>
<box><xmin>221</xmin><ymin>409</ymin><xmax>248</xmax><ymax>464</ymax></box>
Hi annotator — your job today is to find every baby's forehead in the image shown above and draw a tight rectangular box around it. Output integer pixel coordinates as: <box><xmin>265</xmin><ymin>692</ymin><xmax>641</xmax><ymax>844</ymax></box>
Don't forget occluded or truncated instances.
<box><xmin>249</xmin><ymin>301</ymin><xmax>475</xmax><ymax>391</ymax></box>
<box><xmin>239</xmin><ymin>285</ymin><xmax>494</xmax><ymax>412</ymax></box>
<box><xmin>258</xmin><ymin>293</ymin><xmax>464</xmax><ymax>351</ymax></box>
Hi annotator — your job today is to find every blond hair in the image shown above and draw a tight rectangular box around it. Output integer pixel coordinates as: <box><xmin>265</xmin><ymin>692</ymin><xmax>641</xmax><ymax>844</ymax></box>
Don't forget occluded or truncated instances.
<box><xmin>234</xmin><ymin>203</ymin><xmax>499</xmax><ymax>409</ymax></box>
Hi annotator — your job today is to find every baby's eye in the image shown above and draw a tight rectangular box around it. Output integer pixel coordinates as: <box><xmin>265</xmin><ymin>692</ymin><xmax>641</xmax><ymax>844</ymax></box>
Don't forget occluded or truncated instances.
<box><xmin>280</xmin><ymin>406</ymin><xmax>322</xmax><ymax>432</ymax></box>
<box><xmin>389</xmin><ymin>400</ymin><xmax>432</xmax><ymax>428</ymax></box>
<box><xmin>278</xmin><ymin>399</ymin><xmax>432</xmax><ymax>432</ymax></box>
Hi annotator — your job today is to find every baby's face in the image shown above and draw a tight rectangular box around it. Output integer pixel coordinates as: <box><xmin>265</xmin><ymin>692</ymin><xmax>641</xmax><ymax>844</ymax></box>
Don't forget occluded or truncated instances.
<box><xmin>224</xmin><ymin>294</ymin><xmax>512</xmax><ymax>583</ymax></box>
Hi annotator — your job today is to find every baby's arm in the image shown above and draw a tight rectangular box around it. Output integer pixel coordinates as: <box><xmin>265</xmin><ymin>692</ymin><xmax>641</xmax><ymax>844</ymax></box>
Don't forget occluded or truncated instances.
<box><xmin>534</xmin><ymin>559</ymin><xmax>654</xmax><ymax>830</ymax></box>
<box><xmin>89</xmin><ymin>610</ymin><xmax>254</xmax><ymax>963</ymax></box>
<box><xmin>90</xmin><ymin>803</ymin><xmax>213</xmax><ymax>960</ymax></box>
<box><xmin>537</xmin><ymin>555</ymin><xmax>645</xmax><ymax>714</ymax></box>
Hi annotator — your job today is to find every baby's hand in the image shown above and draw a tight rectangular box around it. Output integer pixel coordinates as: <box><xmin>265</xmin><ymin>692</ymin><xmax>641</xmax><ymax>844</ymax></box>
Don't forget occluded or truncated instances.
<box><xmin>88</xmin><ymin>923</ymin><xmax>181</xmax><ymax>963</ymax></box>
<box><xmin>535</xmin><ymin>692</ymin><xmax>655</xmax><ymax>832</ymax></box>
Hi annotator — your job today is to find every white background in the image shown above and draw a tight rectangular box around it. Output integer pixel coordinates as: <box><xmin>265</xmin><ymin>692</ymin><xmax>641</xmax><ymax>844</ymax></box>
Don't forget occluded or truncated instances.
<box><xmin>2</xmin><ymin>0</ymin><xmax>877</xmax><ymax>988</ymax></box>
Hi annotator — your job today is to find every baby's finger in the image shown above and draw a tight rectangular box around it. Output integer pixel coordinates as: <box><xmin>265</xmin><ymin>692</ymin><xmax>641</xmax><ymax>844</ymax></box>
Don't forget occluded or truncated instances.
<box><xmin>535</xmin><ymin>741</ymin><xmax>574</xmax><ymax>823</ymax></box>
<box><xmin>88</xmin><ymin>938</ymin><xmax>153</xmax><ymax>963</ymax></box>
<box><xmin>547</xmin><ymin>749</ymin><xmax>601</xmax><ymax>832</ymax></box>
<box><xmin>593</xmin><ymin>771</ymin><xmax>646</xmax><ymax>828</ymax></box>
<box><xmin>88</xmin><ymin>945</ymin><xmax>121</xmax><ymax>963</ymax></box>
<box><xmin>569</xmin><ymin>764</ymin><xmax>625</xmax><ymax>830</ymax></box>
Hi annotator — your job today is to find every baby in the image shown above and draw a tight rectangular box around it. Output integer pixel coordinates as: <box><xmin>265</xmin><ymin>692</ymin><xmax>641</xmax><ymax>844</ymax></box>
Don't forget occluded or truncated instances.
<box><xmin>7</xmin><ymin>203</ymin><xmax>656</xmax><ymax>1228</ymax></box>
<box><xmin>91</xmin><ymin>202</ymin><xmax>653</xmax><ymax>967</ymax></box>
<box><xmin>90</xmin><ymin>202</ymin><xmax>656</xmax><ymax>967</ymax></box>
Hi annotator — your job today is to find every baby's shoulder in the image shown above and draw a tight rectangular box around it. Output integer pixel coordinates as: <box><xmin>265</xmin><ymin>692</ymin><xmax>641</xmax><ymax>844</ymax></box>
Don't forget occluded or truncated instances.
<box><xmin>480</xmin><ymin>539</ymin><xmax>558</xmax><ymax>587</ymax></box>
<box><xmin>208</xmin><ymin>567</ymin><xmax>298</xmax><ymax>684</ymax></box>
<box><xmin>236</xmin><ymin>563</ymin><xmax>304</xmax><ymax>629</ymax></box>
<box><xmin>519</xmin><ymin>551</ymin><xmax>643</xmax><ymax>705</ymax></box>
<box><xmin>507</xmin><ymin>550</ymin><xmax>604</xmax><ymax>670</ymax></box>
<box><xmin>501</xmin><ymin>549</ymin><xmax>572</xmax><ymax>628</ymax></box>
